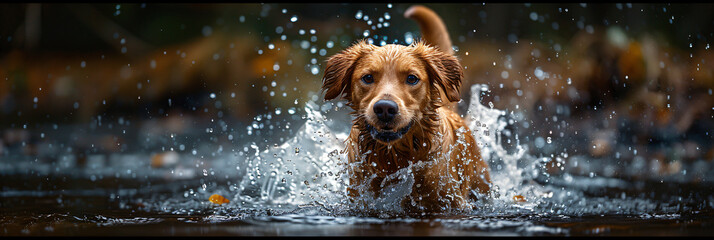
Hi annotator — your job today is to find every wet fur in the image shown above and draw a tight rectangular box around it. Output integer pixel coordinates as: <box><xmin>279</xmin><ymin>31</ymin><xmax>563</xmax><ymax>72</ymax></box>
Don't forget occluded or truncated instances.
<box><xmin>321</xmin><ymin>6</ymin><xmax>491</xmax><ymax>214</ymax></box>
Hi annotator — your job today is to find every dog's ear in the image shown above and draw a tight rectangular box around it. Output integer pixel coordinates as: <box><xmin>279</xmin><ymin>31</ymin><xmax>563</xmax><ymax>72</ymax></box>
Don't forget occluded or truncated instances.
<box><xmin>414</xmin><ymin>41</ymin><xmax>463</xmax><ymax>102</ymax></box>
<box><xmin>322</xmin><ymin>40</ymin><xmax>374</xmax><ymax>101</ymax></box>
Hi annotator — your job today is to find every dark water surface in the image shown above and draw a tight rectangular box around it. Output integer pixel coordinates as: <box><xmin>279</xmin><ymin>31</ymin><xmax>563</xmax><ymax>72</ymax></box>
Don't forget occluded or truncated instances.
<box><xmin>2</xmin><ymin>172</ymin><xmax>713</xmax><ymax>236</ymax></box>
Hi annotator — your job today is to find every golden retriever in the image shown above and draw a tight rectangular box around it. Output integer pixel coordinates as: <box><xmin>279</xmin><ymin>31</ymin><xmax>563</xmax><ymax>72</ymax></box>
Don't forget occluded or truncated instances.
<box><xmin>321</xmin><ymin>5</ymin><xmax>491</xmax><ymax>214</ymax></box>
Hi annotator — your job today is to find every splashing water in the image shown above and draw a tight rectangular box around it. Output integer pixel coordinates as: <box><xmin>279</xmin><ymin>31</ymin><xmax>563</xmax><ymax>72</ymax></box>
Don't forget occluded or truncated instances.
<box><xmin>465</xmin><ymin>84</ymin><xmax>547</xmax><ymax>212</ymax></box>
<box><xmin>236</xmin><ymin>84</ymin><xmax>546</xmax><ymax>215</ymax></box>
<box><xmin>230</xmin><ymin>81</ymin><xmax>703</xmax><ymax>221</ymax></box>
<box><xmin>237</xmin><ymin>101</ymin><xmax>349</xmax><ymax>208</ymax></box>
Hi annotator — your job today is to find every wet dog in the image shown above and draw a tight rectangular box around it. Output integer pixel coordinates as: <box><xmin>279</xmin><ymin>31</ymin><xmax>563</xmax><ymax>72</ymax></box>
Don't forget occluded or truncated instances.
<box><xmin>321</xmin><ymin>5</ymin><xmax>491</xmax><ymax>213</ymax></box>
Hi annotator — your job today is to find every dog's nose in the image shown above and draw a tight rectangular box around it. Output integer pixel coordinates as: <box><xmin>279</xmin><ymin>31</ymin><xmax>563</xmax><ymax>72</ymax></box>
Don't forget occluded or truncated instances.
<box><xmin>373</xmin><ymin>99</ymin><xmax>399</xmax><ymax>122</ymax></box>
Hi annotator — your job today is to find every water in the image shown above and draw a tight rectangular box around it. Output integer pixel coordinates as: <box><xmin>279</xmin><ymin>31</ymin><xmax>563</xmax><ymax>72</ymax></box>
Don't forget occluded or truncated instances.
<box><xmin>2</xmin><ymin>84</ymin><xmax>713</xmax><ymax>236</ymax></box>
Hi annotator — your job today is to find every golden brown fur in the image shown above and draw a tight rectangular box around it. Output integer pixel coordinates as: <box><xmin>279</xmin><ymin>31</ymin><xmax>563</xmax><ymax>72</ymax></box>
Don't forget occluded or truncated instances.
<box><xmin>321</xmin><ymin>5</ymin><xmax>491</xmax><ymax>214</ymax></box>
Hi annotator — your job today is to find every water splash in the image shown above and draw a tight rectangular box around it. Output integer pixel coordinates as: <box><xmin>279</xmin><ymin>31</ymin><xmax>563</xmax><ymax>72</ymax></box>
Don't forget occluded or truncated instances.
<box><xmin>141</xmin><ymin>84</ymin><xmax>705</xmax><ymax>220</ymax></box>
<box><xmin>236</xmin><ymin>84</ymin><xmax>544</xmax><ymax>215</ymax></box>
<box><xmin>237</xmin><ymin>101</ymin><xmax>349</xmax><ymax>208</ymax></box>
<box><xmin>466</xmin><ymin>84</ymin><xmax>548</xmax><ymax>210</ymax></box>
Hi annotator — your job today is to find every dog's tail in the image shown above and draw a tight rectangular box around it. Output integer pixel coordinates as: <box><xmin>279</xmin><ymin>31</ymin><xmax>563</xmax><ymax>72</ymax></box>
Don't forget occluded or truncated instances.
<box><xmin>404</xmin><ymin>5</ymin><xmax>453</xmax><ymax>55</ymax></box>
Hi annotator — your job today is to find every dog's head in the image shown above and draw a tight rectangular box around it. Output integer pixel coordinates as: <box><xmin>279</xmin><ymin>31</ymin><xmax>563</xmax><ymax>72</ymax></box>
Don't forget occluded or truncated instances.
<box><xmin>321</xmin><ymin>40</ymin><xmax>463</xmax><ymax>143</ymax></box>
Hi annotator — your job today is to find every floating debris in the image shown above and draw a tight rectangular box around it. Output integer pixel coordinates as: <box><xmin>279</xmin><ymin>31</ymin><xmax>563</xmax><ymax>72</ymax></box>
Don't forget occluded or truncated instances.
<box><xmin>150</xmin><ymin>151</ymin><xmax>179</xmax><ymax>168</ymax></box>
<box><xmin>209</xmin><ymin>194</ymin><xmax>230</xmax><ymax>205</ymax></box>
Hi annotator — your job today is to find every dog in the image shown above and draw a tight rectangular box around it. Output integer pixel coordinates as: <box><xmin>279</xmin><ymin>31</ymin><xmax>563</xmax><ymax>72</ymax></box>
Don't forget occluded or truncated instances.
<box><xmin>321</xmin><ymin>5</ymin><xmax>491</xmax><ymax>214</ymax></box>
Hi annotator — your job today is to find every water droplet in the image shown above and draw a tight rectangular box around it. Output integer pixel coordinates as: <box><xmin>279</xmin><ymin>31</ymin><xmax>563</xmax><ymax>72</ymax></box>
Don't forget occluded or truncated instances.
<box><xmin>529</xmin><ymin>12</ymin><xmax>538</xmax><ymax>21</ymax></box>
<box><xmin>202</xmin><ymin>26</ymin><xmax>213</xmax><ymax>37</ymax></box>
<box><xmin>310</xmin><ymin>65</ymin><xmax>320</xmax><ymax>75</ymax></box>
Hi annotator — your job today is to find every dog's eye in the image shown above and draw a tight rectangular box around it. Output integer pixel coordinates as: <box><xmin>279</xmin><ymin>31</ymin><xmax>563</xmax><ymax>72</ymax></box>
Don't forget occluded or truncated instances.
<box><xmin>406</xmin><ymin>75</ymin><xmax>419</xmax><ymax>85</ymax></box>
<box><xmin>362</xmin><ymin>74</ymin><xmax>374</xmax><ymax>84</ymax></box>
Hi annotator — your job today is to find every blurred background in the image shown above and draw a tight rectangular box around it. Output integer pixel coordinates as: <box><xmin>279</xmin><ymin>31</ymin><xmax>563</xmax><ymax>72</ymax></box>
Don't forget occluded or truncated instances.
<box><xmin>1</xmin><ymin>3</ymin><xmax>713</xmax><ymax>184</ymax></box>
